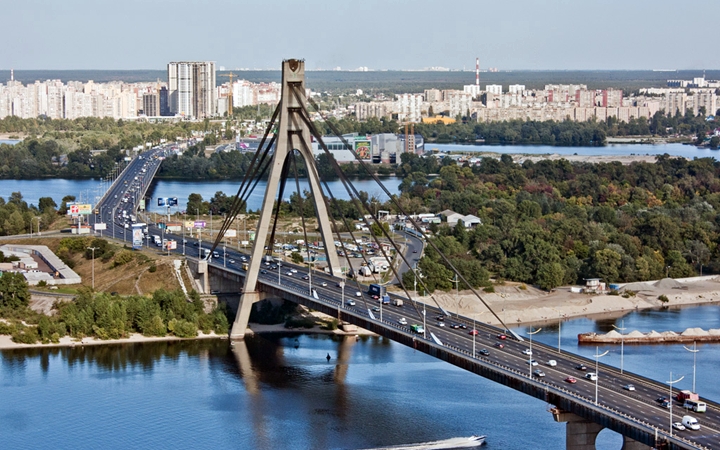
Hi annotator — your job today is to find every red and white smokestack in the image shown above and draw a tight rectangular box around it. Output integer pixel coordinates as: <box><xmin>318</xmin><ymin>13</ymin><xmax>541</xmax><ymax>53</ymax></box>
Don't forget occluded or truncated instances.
<box><xmin>475</xmin><ymin>58</ymin><xmax>479</xmax><ymax>86</ymax></box>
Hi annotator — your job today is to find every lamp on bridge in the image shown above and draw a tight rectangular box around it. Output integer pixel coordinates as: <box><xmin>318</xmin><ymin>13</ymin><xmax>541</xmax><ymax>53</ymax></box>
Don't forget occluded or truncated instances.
<box><xmin>682</xmin><ymin>342</ymin><xmax>699</xmax><ymax>393</ymax></box>
<box><xmin>612</xmin><ymin>320</ymin><xmax>626</xmax><ymax>374</ymax></box>
<box><xmin>528</xmin><ymin>327</ymin><xmax>542</xmax><ymax>378</ymax></box>
<box><xmin>666</xmin><ymin>373</ymin><xmax>684</xmax><ymax>438</ymax></box>
<box><xmin>593</xmin><ymin>347</ymin><xmax>609</xmax><ymax>405</ymax></box>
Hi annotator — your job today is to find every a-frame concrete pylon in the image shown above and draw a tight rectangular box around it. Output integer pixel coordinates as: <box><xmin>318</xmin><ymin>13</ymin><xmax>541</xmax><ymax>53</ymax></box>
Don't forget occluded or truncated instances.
<box><xmin>230</xmin><ymin>59</ymin><xmax>342</xmax><ymax>339</ymax></box>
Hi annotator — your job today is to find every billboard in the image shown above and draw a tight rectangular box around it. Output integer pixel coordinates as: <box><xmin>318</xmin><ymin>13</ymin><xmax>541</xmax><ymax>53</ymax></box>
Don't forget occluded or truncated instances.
<box><xmin>225</xmin><ymin>229</ymin><xmax>237</xmax><ymax>237</ymax></box>
<box><xmin>94</xmin><ymin>223</ymin><xmax>107</xmax><ymax>231</ymax></box>
<box><xmin>166</xmin><ymin>240</ymin><xmax>177</xmax><ymax>250</ymax></box>
<box><xmin>67</xmin><ymin>203</ymin><xmax>92</xmax><ymax>215</ymax></box>
<box><xmin>139</xmin><ymin>199</ymin><xmax>145</xmax><ymax>211</ymax></box>
<box><xmin>354</xmin><ymin>140</ymin><xmax>371</xmax><ymax>160</ymax></box>
<box><xmin>157</xmin><ymin>197</ymin><xmax>178</xmax><ymax>207</ymax></box>
<box><xmin>132</xmin><ymin>224</ymin><xmax>144</xmax><ymax>249</ymax></box>
<box><xmin>194</xmin><ymin>221</ymin><xmax>206</xmax><ymax>228</ymax></box>
<box><xmin>184</xmin><ymin>221</ymin><xmax>195</xmax><ymax>229</ymax></box>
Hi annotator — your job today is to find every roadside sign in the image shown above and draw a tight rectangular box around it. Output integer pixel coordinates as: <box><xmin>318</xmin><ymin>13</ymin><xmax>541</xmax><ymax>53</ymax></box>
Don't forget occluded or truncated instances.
<box><xmin>194</xmin><ymin>221</ymin><xmax>206</xmax><ymax>228</ymax></box>
<box><xmin>94</xmin><ymin>223</ymin><xmax>107</xmax><ymax>231</ymax></box>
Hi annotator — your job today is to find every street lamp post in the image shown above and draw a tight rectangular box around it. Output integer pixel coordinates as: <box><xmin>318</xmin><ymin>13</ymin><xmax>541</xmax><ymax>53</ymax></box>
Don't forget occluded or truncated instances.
<box><xmin>612</xmin><ymin>319</ymin><xmax>626</xmax><ymax>374</ymax></box>
<box><xmin>528</xmin><ymin>327</ymin><xmax>542</xmax><ymax>378</ymax></box>
<box><xmin>593</xmin><ymin>347</ymin><xmax>610</xmax><ymax>405</ymax></box>
<box><xmin>340</xmin><ymin>279</ymin><xmax>345</xmax><ymax>310</ymax></box>
<box><xmin>422</xmin><ymin>305</ymin><xmax>426</xmax><ymax>339</ymax></box>
<box><xmin>87</xmin><ymin>247</ymin><xmax>98</xmax><ymax>289</ymax></box>
<box><xmin>550</xmin><ymin>307</ymin><xmax>562</xmax><ymax>354</ymax></box>
<box><xmin>667</xmin><ymin>373</ymin><xmax>684</xmax><ymax>438</ymax></box>
<box><xmin>182</xmin><ymin>212</ymin><xmax>186</xmax><ymax>256</ymax></box>
<box><xmin>278</xmin><ymin>262</ymin><xmax>282</xmax><ymax>285</ymax></box>
<box><xmin>683</xmin><ymin>341</ymin><xmax>699</xmax><ymax>393</ymax></box>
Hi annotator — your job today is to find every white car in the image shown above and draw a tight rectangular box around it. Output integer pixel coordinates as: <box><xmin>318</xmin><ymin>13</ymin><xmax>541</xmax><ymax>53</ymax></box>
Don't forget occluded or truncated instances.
<box><xmin>585</xmin><ymin>373</ymin><xmax>598</xmax><ymax>381</ymax></box>
<box><xmin>437</xmin><ymin>322</ymin><xmax>445</xmax><ymax>327</ymax></box>
<box><xmin>672</xmin><ymin>422</ymin><xmax>686</xmax><ymax>431</ymax></box>
<box><xmin>355</xmin><ymin>291</ymin><xmax>362</xmax><ymax>297</ymax></box>
<box><xmin>547</xmin><ymin>360</ymin><xmax>557</xmax><ymax>367</ymax></box>
<box><xmin>398</xmin><ymin>318</ymin><xmax>407</xmax><ymax>325</ymax></box>
<box><xmin>623</xmin><ymin>384</ymin><xmax>635</xmax><ymax>391</ymax></box>
<box><xmin>526</xmin><ymin>359</ymin><xmax>538</xmax><ymax>366</ymax></box>
<box><xmin>321</xmin><ymin>282</ymin><xmax>327</xmax><ymax>287</ymax></box>
<box><xmin>522</xmin><ymin>349</ymin><xmax>532</xmax><ymax>356</ymax></box>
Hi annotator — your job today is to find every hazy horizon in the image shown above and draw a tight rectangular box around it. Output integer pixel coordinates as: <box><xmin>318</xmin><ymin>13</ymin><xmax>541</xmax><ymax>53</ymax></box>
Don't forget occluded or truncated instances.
<box><xmin>2</xmin><ymin>0</ymin><xmax>719</xmax><ymax>71</ymax></box>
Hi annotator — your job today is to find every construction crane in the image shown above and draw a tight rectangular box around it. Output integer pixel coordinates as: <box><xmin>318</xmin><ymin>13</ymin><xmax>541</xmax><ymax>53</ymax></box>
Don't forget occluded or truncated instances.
<box><xmin>219</xmin><ymin>72</ymin><xmax>235</xmax><ymax>117</ymax></box>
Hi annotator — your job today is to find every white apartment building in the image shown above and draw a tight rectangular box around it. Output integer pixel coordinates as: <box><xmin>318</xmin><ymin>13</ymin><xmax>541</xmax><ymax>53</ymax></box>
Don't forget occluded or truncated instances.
<box><xmin>396</xmin><ymin>93</ymin><xmax>424</xmax><ymax>123</ymax></box>
<box><xmin>485</xmin><ymin>84</ymin><xmax>503</xmax><ymax>95</ymax></box>
<box><xmin>508</xmin><ymin>84</ymin><xmax>526</xmax><ymax>94</ymax></box>
<box><xmin>168</xmin><ymin>61</ymin><xmax>216</xmax><ymax>119</ymax></box>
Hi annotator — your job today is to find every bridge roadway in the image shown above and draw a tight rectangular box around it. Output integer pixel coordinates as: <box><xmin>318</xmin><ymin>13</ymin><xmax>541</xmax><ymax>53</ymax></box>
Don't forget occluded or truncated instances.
<box><xmin>95</xmin><ymin>152</ymin><xmax>719</xmax><ymax>450</ymax></box>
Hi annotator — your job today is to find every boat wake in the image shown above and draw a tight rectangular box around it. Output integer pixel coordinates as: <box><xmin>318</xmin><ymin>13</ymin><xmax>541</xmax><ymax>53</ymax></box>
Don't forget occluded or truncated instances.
<box><xmin>361</xmin><ymin>435</ymin><xmax>485</xmax><ymax>450</ymax></box>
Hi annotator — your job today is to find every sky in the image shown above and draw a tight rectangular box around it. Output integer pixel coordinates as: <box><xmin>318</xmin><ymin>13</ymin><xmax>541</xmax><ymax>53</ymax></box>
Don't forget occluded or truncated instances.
<box><xmin>2</xmin><ymin>0</ymin><xmax>719</xmax><ymax>71</ymax></box>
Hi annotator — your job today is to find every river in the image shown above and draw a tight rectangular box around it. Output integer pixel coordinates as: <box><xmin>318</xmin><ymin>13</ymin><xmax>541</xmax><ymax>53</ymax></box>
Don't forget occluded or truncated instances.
<box><xmin>0</xmin><ymin>142</ymin><xmax>712</xmax><ymax>213</ymax></box>
<box><xmin>2</xmin><ymin>304</ymin><xmax>718</xmax><ymax>450</ymax></box>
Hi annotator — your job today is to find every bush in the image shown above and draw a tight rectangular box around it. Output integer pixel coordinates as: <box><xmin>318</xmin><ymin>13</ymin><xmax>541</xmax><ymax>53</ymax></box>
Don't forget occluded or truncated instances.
<box><xmin>12</xmin><ymin>325</ymin><xmax>39</xmax><ymax>344</ymax></box>
<box><xmin>0</xmin><ymin>321</ymin><xmax>16</xmax><ymax>335</ymax></box>
<box><xmin>483</xmin><ymin>286</ymin><xmax>495</xmax><ymax>293</ymax></box>
<box><xmin>658</xmin><ymin>294</ymin><xmax>669</xmax><ymax>303</ymax></box>
<box><xmin>148</xmin><ymin>265</ymin><xmax>157</xmax><ymax>273</ymax></box>
<box><xmin>112</xmin><ymin>249</ymin><xmax>134</xmax><ymax>267</ymax></box>
<box><xmin>284</xmin><ymin>317</ymin><xmax>316</xmax><ymax>329</ymax></box>
<box><xmin>38</xmin><ymin>280</ymin><xmax>47</xmax><ymax>287</ymax></box>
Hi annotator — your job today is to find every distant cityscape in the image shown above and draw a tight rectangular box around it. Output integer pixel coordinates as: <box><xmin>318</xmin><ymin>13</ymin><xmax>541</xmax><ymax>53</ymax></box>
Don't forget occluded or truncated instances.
<box><xmin>1</xmin><ymin>60</ymin><xmax>718</xmax><ymax>124</ymax></box>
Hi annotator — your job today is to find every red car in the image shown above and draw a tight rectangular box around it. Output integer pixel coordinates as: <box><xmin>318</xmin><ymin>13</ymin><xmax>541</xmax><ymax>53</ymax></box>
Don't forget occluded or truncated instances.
<box><xmin>497</xmin><ymin>334</ymin><xmax>507</xmax><ymax>340</ymax></box>
<box><xmin>469</xmin><ymin>329</ymin><xmax>479</xmax><ymax>335</ymax></box>
<box><xmin>565</xmin><ymin>377</ymin><xmax>577</xmax><ymax>384</ymax></box>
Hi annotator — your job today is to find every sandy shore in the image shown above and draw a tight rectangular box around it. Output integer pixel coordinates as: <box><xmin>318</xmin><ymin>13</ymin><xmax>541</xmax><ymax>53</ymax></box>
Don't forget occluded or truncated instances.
<box><xmin>414</xmin><ymin>276</ymin><xmax>720</xmax><ymax>328</ymax></box>
<box><xmin>0</xmin><ymin>331</ymin><xmax>226</xmax><ymax>350</ymax></box>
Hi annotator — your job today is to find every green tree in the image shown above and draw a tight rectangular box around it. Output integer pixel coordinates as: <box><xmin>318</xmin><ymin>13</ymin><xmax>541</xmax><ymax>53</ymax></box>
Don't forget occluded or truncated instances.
<box><xmin>536</xmin><ymin>262</ymin><xmax>565</xmax><ymax>290</ymax></box>
<box><xmin>0</xmin><ymin>272</ymin><xmax>31</xmax><ymax>309</ymax></box>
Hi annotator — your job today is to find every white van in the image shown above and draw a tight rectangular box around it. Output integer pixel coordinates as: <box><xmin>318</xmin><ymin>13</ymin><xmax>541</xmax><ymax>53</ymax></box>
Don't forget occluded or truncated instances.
<box><xmin>547</xmin><ymin>360</ymin><xmax>557</xmax><ymax>367</ymax></box>
<box><xmin>682</xmin><ymin>415</ymin><xmax>700</xmax><ymax>430</ymax></box>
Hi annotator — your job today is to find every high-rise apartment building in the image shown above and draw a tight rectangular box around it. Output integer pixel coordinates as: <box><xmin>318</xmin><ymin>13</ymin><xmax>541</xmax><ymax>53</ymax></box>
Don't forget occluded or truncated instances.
<box><xmin>167</xmin><ymin>61</ymin><xmax>216</xmax><ymax>119</ymax></box>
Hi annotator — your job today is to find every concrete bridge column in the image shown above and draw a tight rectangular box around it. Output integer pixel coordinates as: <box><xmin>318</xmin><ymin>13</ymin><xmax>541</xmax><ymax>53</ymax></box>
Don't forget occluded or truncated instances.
<box><xmin>553</xmin><ymin>409</ymin><xmax>602</xmax><ymax>450</ymax></box>
<box><xmin>621</xmin><ymin>436</ymin><xmax>651</xmax><ymax>450</ymax></box>
<box><xmin>230</xmin><ymin>291</ymin><xmax>260</xmax><ymax>339</ymax></box>
<box><xmin>197</xmin><ymin>260</ymin><xmax>209</xmax><ymax>294</ymax></box>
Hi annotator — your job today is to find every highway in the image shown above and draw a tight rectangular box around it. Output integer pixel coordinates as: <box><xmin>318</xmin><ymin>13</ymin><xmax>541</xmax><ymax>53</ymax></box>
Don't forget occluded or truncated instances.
<box><xmin>93</xmin><ymin>150</ymin><xmax>719</xmax><ymax>450</ymax></box>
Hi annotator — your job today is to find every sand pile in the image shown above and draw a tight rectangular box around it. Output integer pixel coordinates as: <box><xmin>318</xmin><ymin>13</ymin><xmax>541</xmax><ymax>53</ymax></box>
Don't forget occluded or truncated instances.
<box><xmin>709</xmin><ymin>329</ymin><xmax>720</xmax><ymax>335</ymax></box>
<box><xmin>681</xmin><ymin>327</ymin><xmax>709</xmax><ymax>336</ymax></box>
<box><xmin>647</xmin><ymin>331</ymin><xmax>662</xmax><ymax>338</ymax></box>
<box><xmin>622</xmin><ymin>282</ymin><xmax>653</xmax><ymax>291</ymax></box>
<box><xmin>654</xmin><ymin>278</ymin><xmax>684</xmax><ymax>289</ymax></box>
<box><xmin>627</xmin><ymin>330</ymin><xmax>645</xmax><ymax>338</ymax></box>
<box><xmin>605</xmin><ymin>330</ymin><xmax>622</xmax><ymax>338</ymax></box>
<box><xmin>661</xmin><ymin>331</ymin><xmax>678</xmax><ymax>337</ymax></box>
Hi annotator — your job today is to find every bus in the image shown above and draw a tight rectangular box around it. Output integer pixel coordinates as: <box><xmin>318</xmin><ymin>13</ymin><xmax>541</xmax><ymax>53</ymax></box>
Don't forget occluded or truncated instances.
<box><xmin>683</xmin><ymin>399</ymin><xmax>707</xmax><ymax>413</ymax></box>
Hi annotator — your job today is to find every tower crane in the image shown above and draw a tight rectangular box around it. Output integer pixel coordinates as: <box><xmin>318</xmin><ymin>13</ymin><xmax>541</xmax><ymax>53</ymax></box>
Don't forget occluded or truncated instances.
<box><xmin>219</xmin><ymin>72</ymin><xmax>235</xmax><ymax>117</ymax></box>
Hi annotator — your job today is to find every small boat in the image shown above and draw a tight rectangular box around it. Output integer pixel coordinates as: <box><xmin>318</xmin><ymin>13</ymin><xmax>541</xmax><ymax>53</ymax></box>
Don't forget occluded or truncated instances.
<box><xmin>364</xmin><ymin>435</ymin><xmax>486</xmax><ymax>450</ymax></box>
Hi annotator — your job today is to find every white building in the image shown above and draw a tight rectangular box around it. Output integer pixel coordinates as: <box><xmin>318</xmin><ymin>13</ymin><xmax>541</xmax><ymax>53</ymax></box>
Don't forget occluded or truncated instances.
<box><xmin>168</xmin><ymin>61</ymin><xmax>216</xmax><ymax>119</ymax></box>
<box><xmin>486</xmin><ymin>84</ymin><xmax>503</xmax><ymax>95</ymax></box>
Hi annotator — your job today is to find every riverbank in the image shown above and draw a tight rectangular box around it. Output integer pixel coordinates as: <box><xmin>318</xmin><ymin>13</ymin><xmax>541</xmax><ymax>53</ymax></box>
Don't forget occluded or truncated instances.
<box><xmin>416</xmin><ymin>276</ymin><xmax>720</xmax><ymax>327</ymax></box>
<box><xmin>0</xmin><ymin>331</ymin><xmax>226</xmax><ymax>350</ymax></box>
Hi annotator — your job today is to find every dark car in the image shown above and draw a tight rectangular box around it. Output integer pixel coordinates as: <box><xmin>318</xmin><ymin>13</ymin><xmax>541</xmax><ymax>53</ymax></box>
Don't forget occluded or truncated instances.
<box><xmin>459</xmin><ymin>324</ymin><xmax>467</xmax><ymax>329</ymax></box>
<box><xmin>477</xmin><ymin>349</ymin><xmax>489</xmax><ymax>356</ymax></box>
<box><xmin>436</xmin><ymin>315</ymin><xmax>445</xmax><ymax>321</ymax></box>
<box><xmin>450</xmin><ymin>323</ymin><xmax>461</xmax><ymax>329</ymax></box>
<box><xmin>412</xmin><ymin>250</ymin><xmax>417</xmax><ymax>253</ymax></box>
<box><xmin>302</xmin><ymin>275</ymin><xmax>309</xmax><ymax>280</ymax></box>
<box><xmin>576</xmin><ymin>364</ymin><xmax>588</xmax><ymax>371</ymax></box>
<box><xmin>494</xmin><ymin>342</ymin><xmax>504</xmax><ymax>349</ymax></box>
<box><xmin>260</xmin><ymin>270</ymin><xmax>268</xmax><ymax>274</ymax></box>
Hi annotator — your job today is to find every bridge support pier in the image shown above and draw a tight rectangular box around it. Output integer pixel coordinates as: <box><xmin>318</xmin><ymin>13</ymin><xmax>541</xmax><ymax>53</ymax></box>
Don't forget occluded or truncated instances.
<box><xmin>230</xmin><ymin>291</ymin><xmax>260</xmax><ymax>339</ymax></box>
<box><xmin>552</xmin><ymin>409</ymin><xmax>651</xmax><ymax>450</ymax></box>
<box><xmin>197</xmin><ymin>260</ymin><xmax>209</xmax><ymax>294</ymax></box>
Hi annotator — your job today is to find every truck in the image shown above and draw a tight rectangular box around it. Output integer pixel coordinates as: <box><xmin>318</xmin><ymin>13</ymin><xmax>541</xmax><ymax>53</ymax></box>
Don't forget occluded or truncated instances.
<box><xmin>410</xmin><ymin>324</ymin><xmax>425</xmax><ymax>334</ymax></box>
<box><xmin>393</xmin><ymin>299</ymin><xmax>404</xmax><ymax>307</ymax></box>
<box><xmin>676</xmin><ymin>390</ymin><xmax>699</xmax><ymax>402</ymax></box>
<box><xmin>368</xmin><ymin>283</ymin><xmax>387</xmax><ymax>297</ymax></box>
<box><xmin>358</xmin><ymin>266</ymin><xmax>372</xmax><ymax>277</ymax></box>
<box><xmin>381</xmin><ymin>294</ymin><xmax>391</xmax><ymax>305</ymax></box>
<box><xmin>152</xmin><ymin>235</ymin><xmax>161</xmax><ymax>244</ymax></box>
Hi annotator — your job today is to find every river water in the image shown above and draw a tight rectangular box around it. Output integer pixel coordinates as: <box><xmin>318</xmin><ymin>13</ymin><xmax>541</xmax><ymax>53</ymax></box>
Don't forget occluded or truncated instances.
<box><xmin>0</xmin><ymin>142</ymin><xmax>713</xmax><ymax>213</ymax></box>
<box><xmin>2</xmin><ymin>304</ymin><xmax>719</xmax><ymax>450</ymax></box>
